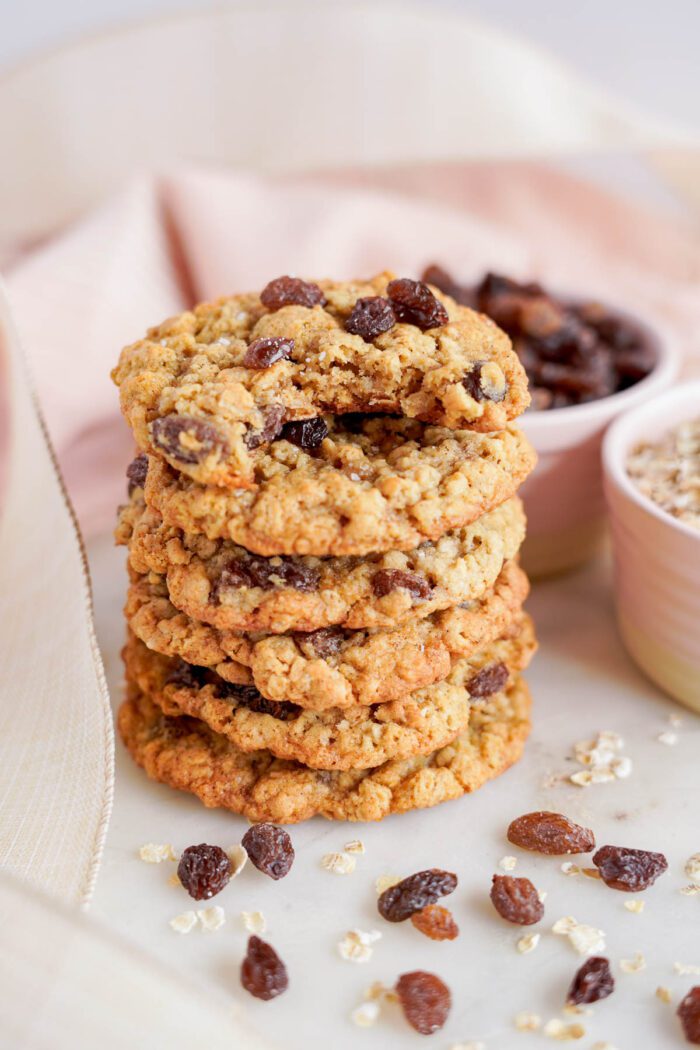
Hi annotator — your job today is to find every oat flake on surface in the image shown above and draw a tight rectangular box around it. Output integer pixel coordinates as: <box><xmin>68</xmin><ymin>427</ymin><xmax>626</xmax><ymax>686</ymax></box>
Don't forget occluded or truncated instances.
<box><xmin>197</xmin><ymin>906</ymin><xmax>226</xmax><ymax>932</ymax></box>
<box><xmin>514</xmin><ymin>1011</ymin><xmax>541</xmax><ymax>1032</ymax></box>
<box><xmin>517</xmin><ymin>932</ymin><xmax>540</xmax><ymax>954</ymax></box>
<box><xmin>241</xmin><ymin>910</ymin><xmax>266</xmax><ymax>934</ymax></box>
<box><xmin>620</xmin><ymin>952</ymin><xmax>646</xmax><ymax>974</ymax></box>
<box><xmin>139</xmin><ymin>842</ymin><xmax>177</xmax><ymax>863</ymax></box>
<box><xmin>451</xmin><ymin>1043</ymin><xmax>486</xmax><ymax>1050</ymax></box>
<box><xmin>624</xmin><ymin>899</ymin><xmax>645</xmax><ymax>914</ymax></box>
<box><xmin>167</xmin><ymin>871</ymin><xmax>182</xmax><ymax>888</ymax></box>
<box><xmin>226</xmin><ymin>844</ymin><xmax>248</xmax><ymax>877</ymax></box>
<box><xmin>375</xmin><ymin>873</ymin><xmax>401</xmax><ymax>894</ymax></box>
<box><xmin>499</xmin><ymin>855</ymin><xmax>517</xmax><ymax>872</ymax></box>
<box><xmin>674</xmin><ymin>962</ymin><xmax>700</xmax><ymax>976</ymax></box>
<box><xmin>351</xmin><ymin>1000</ymin><xmax>380</xmax><ymax>1028</ymax></box>
<box><xmin>169</xmin><ymin>911</ymin><xmax>197</xmax><ymax>934</ymax></box>
<box><xmin>553</xmin><ymin>916</ymin><xmax>605</xmax><ymax>956</ymax></box>
<box><xmin>685</xmin><ymin>853</ymin><xmax>700</xmax><ymax>884</ymax></box>
<box><xmin>344</xmin><ymin>839</ymin><xmax>365</xmax><ymax>855</ymax></box>
<box><xmin>321</xmin><ymin>851</ymin><xmax>356</xmax><ymax>875</ymax></box>
<box><xmin>337</xmin><ymin>929</ymin><xmax>382</xmax><ymax>963</ymax></box>
<box><xmin>543</xmin><ymin>1018</ymin><xmax>585</xmax><ymax>1040</ymax></box>
<box><xmin>657</xmin><ymin>730</ymin><xmax>678</xmax><ymax>746</ymax></box>
<box><xmin>656</xmin><ymin>986</ymin><xmax>673</xmax><ymax>1003</ymax></box>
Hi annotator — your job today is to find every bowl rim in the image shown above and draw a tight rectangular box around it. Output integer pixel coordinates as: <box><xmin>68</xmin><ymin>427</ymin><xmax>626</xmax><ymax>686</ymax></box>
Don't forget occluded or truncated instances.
<box><xmin>602</xmin><ymin>379</ymin><xmax>700</xmax><ymax>544</ymax></box>
<box><xmin>521</xmin><ymin>301</ymin><xmax>681</xmax><ymax>433</ymax></box>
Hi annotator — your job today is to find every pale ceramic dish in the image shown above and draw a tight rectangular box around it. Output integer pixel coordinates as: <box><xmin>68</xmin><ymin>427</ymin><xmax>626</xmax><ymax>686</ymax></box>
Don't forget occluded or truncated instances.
<box><xmin>603</xmin><ymin>382</ymin><xmax>700</xmax><ymax>713</ymax></box>
<box><xmin>519</xmin><ymin>307</ymin><xmax>680</xmax><ymax>577</ymax></box>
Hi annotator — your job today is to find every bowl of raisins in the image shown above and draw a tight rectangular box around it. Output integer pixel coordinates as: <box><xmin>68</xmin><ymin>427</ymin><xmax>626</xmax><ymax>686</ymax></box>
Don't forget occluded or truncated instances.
<box><xmin>423</xmin><ymin>266</ymin><xmax>680</xmax><ymax>577</ymax></box>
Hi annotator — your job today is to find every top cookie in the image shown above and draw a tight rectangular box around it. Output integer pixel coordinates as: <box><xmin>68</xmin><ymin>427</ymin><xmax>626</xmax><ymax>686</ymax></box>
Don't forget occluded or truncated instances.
<box><xmin>112</xmin><ymin>272</ymin><xmax>530</xmax><ymax>488</ymax></box>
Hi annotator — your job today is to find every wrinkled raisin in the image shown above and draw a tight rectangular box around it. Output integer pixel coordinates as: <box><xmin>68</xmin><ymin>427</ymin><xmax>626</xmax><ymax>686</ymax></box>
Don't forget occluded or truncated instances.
<box><xmin>296</xmin><ymin>627</ymin><xmax>345</xmax><ymax>658</ymax></box>
<box><xmin>567</xmin><ymin>956</ymin><xmax>614</xmax><ymax>1006</ymax></box>
<box><xmin>216</xmin><ymin>681</ymin><xmax>299</xmax><ymax>721</ymax></box>
<box><xmin>126</xmin><ymin>453</ymin><xmax>148</xmax><ymax>495</ymax></box>
<box><xmin>678</xmin><ymin>987</ymin><xmax>700</xmax><ymax>1044</ymax></box>
<box><xmin>242</xmin><ymin>823</ymin><xmax>295</xmax><ymax>880</ymax></box>
<box><xmin>244</xmin><ymin>404</ymin><xmax>285</xmax><ymax>449</ymax></box>
<box><xmin>371</xmin><ymin>569</ymin><xmax>433</xmax><ymax>601</ymax></box>
<box><xmin>345</xmin><ymin>296</ymin><xmax>396</xmax><ymax>341</ymax></box>
<box><xmin>466</xmin><ymin>663</ymin><xmax>509</xmax><ymax>699</ymax></box>
<box><xmin>165</xmin><ymin>659</ymin><xmax>208</xmax><ymax>690</ymax></box>
<box><xmin>396</xmin><ymin>971</ymin><xmax>451</xmax><ymax>1035</ymax></box>
<box><xmin>280</xmin><ymin>417</ymin><xmax>328</xmax><ymax>449</ymax></box>
<box><xmin>260</xmin><ymin>275</ymin><xmax>325</xmax><ymax>311</ymax></box>
<box><xmin>387</xmin><ymin>278</ymin><xmax>449</xmax><ymax>330</ymax></box>
<box><xmin>592</xmin><ymin>845</ymin><xmax>668</xmax><ymax>891</ymax></box>
<box><xmin>422</xmin><ymin>264</ymin><xmax>477</xmax><ymax>307</ymax></box>
<box><xmin>214</xmin><ymin>554</ymin><xmax>319</xmax><ymax>597</ymax></box>
<box><xmin>151</xmin><ymin>415</ymin><xmax>228</xmax><ymax>466</ymax></box>
<box><xmin>462</xmin><ymin>361</ymin><xmax>507</xmax><ymax>403</ymax></box>
<box><xmin>240</xmin><ymin>935</ymin><xmax>289</xmax><ymax>1000</ymax></box>
<box><xmin>507</xmin><ymin>812</ymin><xmax>596</xmax><ymax>856</ymax></box>
<box><xmin>177</xmin><ymin>844</ymin><xmax>232</xmax><ymax>900</ymax></box>
<box><xmin>490</xmin><ymin>875</ymin><xmax>544</xmax><ymax>925</ymax></box>
<box><xmin>410</xmin><ymin>905</ymin><xmax>459</xmax><ymax>941</ymax></box>
<box><xmin>378</xmin><ymin>869</ymin><xmax>458</xmax><ymax>923</ymax></box>
<box><xmin>244</xmin><ymin>337</ymin><xmax>294</xmax><ymax>369</ymax></box>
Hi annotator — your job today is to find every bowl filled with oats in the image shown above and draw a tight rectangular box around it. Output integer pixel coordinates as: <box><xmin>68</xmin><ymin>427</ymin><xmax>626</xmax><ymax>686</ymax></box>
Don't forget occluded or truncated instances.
<box><xmin>423</xmin><ymin>267</ymin><xmax>680</xmax><ymax>577</ymax></box>
<box><xmin>603</xmin><ymin>382</ymin><xmax>700</xmax><ymax>712</ymax></box>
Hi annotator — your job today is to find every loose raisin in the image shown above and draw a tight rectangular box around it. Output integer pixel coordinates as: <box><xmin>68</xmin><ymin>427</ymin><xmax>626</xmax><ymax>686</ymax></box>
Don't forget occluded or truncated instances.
<box><xmin>345</xmin><ymin>296</ymin><xmax>396</xmax><ymax>341</ymax></box>
<box><xmin>244</xmin><ymin>337</ymin><xmax>294</xmax><ymax>369</ymax></box>
<box><xmin>371</xmin><ymin>569</ymin><xmax>433</xmax><ymax>601</ymax></box>
<box><xmin>151</xmin><ymin>415</ymin><xmax>228</xmax><ymax>466</ymax></box>
<box><xmin>466</xmin><ymin>663</ymin><xmax>509</xmax><ymax>699</ymax></box>
<box><xmin>507</xmin><ymin>812</ymin><xmax>596</xmax><ymax>856</ymax></box>
<box><xmin>378</xmin><ymin>869</ymin><xmax>458</xmax><ymax>923</ymax></box>
<box><xmin>242</xmin><ymin>823</ymin><xmax>295</xmax><ymax>880</ymax></box>
<box><xmin>678</xmin><ymin>987</ymin><xmax>700</xmax><ymax>1044</ymax></box>
<box><xmin>280</xmin><ymin>417</ymin><xmax>328</xmax><ymax>449</ymax></box>
<box><xmin>213</xmin><ymin>554</ymin><xmax>319</xmax><ymax>597</ymax></box>
<box><xmin>260</xmin><ymin>275</ymin><xmax>325</xmax><ymax>310</ymax></box>
<box><xmin>240</xmin><ymin>935</ymin><xmax>289</xmax><ymax>1000</ymax></box>
<box><xmin>567</xmin><ymin>956</ymin><xmax>614</xmax><ymax>1006</ymax></box>
<box><xmin>177</xmin><ymin>844</ymin><xmax>232</xmax><ymax>900</ymax></box>
<box><xmin>490</xmin><ymin>875</ymin><xmax>543</xmax><ymax>925</ymax></box>
<box><xmin>126</xmin><ymin>453</ymin><xmax>148</xmax><ymax>495</ymax></box>
<box><xmin>387</xmin><ymin>278</ymin><xmax>449</xmax><ymax>330</ymax></box>
<box><xmin>592</xmin><ymin>845</ymin><xmax>668</xmax><ymax>891</ymax></box>
<box><xmin>244</xmin><ymin>404</ymin><xmax>285</xmax><ymax>449</ymax></box>
<box><xmin>410</xmin><ymin>904</ymin><xmax>459</xmax><ymax>941</ymax></box>
<box><xmin>396</xmin><ymin>971</ymin><xmax>451</xmax><ymax>1035</ymax></box>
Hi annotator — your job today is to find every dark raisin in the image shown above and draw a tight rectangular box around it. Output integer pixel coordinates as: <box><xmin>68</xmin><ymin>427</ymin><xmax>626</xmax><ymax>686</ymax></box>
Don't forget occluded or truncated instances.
<box><xmin>567</xmin><ymin>957</ymin><xmax>615</xmax><ymax>1006</ymax></box>
<box><xmin>280</xmin><ymin>417</ymin><xmax>328</xmax><ymax>449</ymax></box>
<box><xmin>260</xmin><ymin>276</ymin><xmax>325</xmax><ymax>311</ymax></box>
<box><xmin>421</xmin><ymin>264</ymin><xmax>477</xmax><ymax>308</ymax></box>
<box><xmin>387</xmin><ymin>278</ymin><xmax>449</xmax><ymax>330</ymax></box>
<box><xmin>592</xmin><ymin>845</ymin><xmax>668</xmax><ymax>891</ymax></box>
<box><xmin>296</xmin><ymin>627</ymin><xmax>345</xmax><ymax>658</ymax></box>
<box><xmin>240</xmin><ymin>935</ymin><xmax>289</xmax><ymax>1000</ymax></box>
<box><xmin>151</xmin><ymin>415</ymin><xmax>228</xmax><ymax>466</ymax></box>
<box><xmin>177</xmin><ymin>844</ymin><xmax>232</xmax><ymax>900</ymax></box>
<box><xmin>126</xmin><ymin>453</ymin><xmax>148</xmax><ymax>495</ymax></box>
<box><xmin>410</xmin><ymin>905</ymin><xmax>459</xmax><ymax>941</ymax></box>
<box><xmin>241</xmin><ymin>823</ymin><xmax>295</xmax><ymax>880</ymax></box>
<box><xmin>490</xmin><ymin>875</ymin><xmax>544</xmax><ymax>925</ymax></box>
<box><xmin>378</xmin><ymin>869</ymin><xmax>458</xmax><ymax>922</ymax></box>
<box><xmin>466</xmin><ymin>662</ymin><xmax>509</xmax><ymax>699</ymax></box>
<box><xmin>678</xmin><ymin>987</ymin><xmax>700</xmax><ymax>1044</ymax></box>
<box><xmin>371</xmin><ymin>569</ymin><xmax>433</xmax><ymax>601</ymax></box>
<box><xmin>244</xmin><ymin>337</ymin><xmax>294</xmax><ymax>369</ymax></box>
<box><xmin>345</xmin><ymin>296</ymin><xmax>396</xmax><ymax>341</ymax></box>
<box><xmin>396</xmin><ymin>971</ymin><xmax>451</xmax><ymax>1035</ymax></box>
<box><xmin>215</xmin><ymin>681</ymin><xmax>299</xmax><ymax>720</ymax></box>
<box><xmin>165</xmin><ymin>659</ymin><xmax>208</xmax><ymax>690</ymax></box>
<box><xmin>214</xmin><ymin>554</ymin><xmax>319</xmax><ymax>598</ymax></box>
<box><xmin>507</xmin><ymin>812</ymin><xmax>596</xmax><ymax>855</ymax></box>
<box><xmin>462</xmin><ymin>360</ymin><xmax>507</xmax><ymax>403</ymax></box>
<box><xmin>244</xmin><ymin>404</ymin><xmax>285</xmax><ymax>449</ymax></box>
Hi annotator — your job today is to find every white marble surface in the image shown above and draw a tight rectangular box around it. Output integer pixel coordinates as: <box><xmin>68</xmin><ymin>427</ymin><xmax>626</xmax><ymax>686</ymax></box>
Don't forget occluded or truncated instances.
<box><xmin>88</xmin><ymin>532</ymin><xmax>700</xmax><ymax>1050</ymax></box>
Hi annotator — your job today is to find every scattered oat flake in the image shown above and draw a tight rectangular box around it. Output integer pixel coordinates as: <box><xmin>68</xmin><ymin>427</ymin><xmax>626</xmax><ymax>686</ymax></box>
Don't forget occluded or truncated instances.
<box><xmin>657</xmin><ymin>730</ymin><xmax>678</xmax><ymax>746</ymax></box>
<box><xmin>538</xmin><ymin>889</ymin><xmax>548</xmax><ymax>903</ymax></box>
<box><xmin>337</xmin><ymin>928</ymin><xmax>382</xmax><ymax>963</ymax></box>
<box><xmin>365</xmin><ymin>981</ymin><xmax>398</xmax><ymax>1004</ymax></box>
<box><xmin>669</xmin><ymin>713</ymin><xmax>683</xmax><ymax>728</ymax></box>
<box><xmin>553</xmin><ymin>916</ymin><xmax>605</xmax><ymax>956</ymax></box>
<box><xmin>499</xmin><ymin>855</ymin><xmax>518</xmax><ymax>871</ymax></box>
<box><xmin>543</xmin><ymin>1018</ymin><xmax>585</xmax><ymax>1040</ymax></box>
<box><xmin>226</xmin><ymin>844</ymin><xmax>247</xmax><ymax>877</ymax></box>
<box><xmin>674</xmin><ymin>962</ymin><xmax>700</xmax><ymax>976</ymax></box>
<box><xmin>169</xmin><ymin>911</ymin><xmax>197</xmax><ymax>934</ymax></box>
<box><xmin>517</xmin><ymin>932</ymin><xmax>540</xmax><ymax>954</ymax></box>
<box><xmin>624</xmin><ymin>899</ymin><xmax>645</xmax><ymax>914</ymax></box>
<box><xmin>656</xmin><ymin>986</ymin><xmax>673</xmax><ymax>1003</ymax></box>
<box><xmin>351</xmin><ymin>1000</ymin><xmax>380</xmax><ymax>1027</ymax></box>
<box><xmin>685</xmin><ymin>853</ymin><xmax>700</xmax><ymax>884</ymax></box>
<box><xmin>241</xmin><ymin>910</ymin><xmax>266</xmax><ymax>934</ymax></box>
<box><xmin>581</xmin><ymin>867</ymin><xmax>601</xmax><ymax>880</ymax></box>
<box><xmin>375</xmin><ymin>873</ymin><xmax>401</xmax><ymax>894</ymax></box>
<box><xmin>561</xmin><ymin>862</ymin><xmax>581</xmax><ymax>877</ymax></box>
<box><xmin>167</xmin><ymin>871</ymin><xmax>182</xmax><ymax>888</ymax></box>
<box><xmin>562</xmin><ymin>1004</ymin><xmax>590</xmax><ymax>1018</ymax></box>
<box><xmin>620</xmin><ymin>952</ymin><xmax>646</xmax><ymax>974</ymax></box>
<box><xmin>344</xmin><ymin>839</ymin><xmax>365</xmax><ymax>855</ymax></box>
<box><xmin>139</xmin><ymin>843</ymin><xmax>176</xmax><ymax>863</ymax></box>
<box><xmin>591</xmin><ymin>1044</ymin><xmax>619</xmax><ymax>1050</ymax></box>
<box><xmin>321</xmin><ymin>851</ymin><xmax>356</xmax><ymax>875</ymax></box>
<box><xmin>681</xmin><ymin>884</ymin><xmax>700</xmax><ymax>896</ymax></box>
<box><xmin>569</xmin><ymin>733</ymin><xmax>632</xmax><ymax>788</ymax></box>
<box><xmin>197</xmin><ymin>906</ymin><xmax>226</xmax><ymax>932</ymax></box>
<box><xmin>451</xmin><ymin>1043</ymin><xmax>486</xmax><ymax>1050</ymax></box>
<box><xmin>514</xmin><ymin>1011</ymin><xmax>541</xmax><ymax>1031</ymax></box>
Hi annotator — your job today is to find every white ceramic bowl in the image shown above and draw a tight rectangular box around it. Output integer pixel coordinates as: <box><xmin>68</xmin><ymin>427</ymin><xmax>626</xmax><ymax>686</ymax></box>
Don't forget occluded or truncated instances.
<box><xmin>603</xmin><ymin>382</ymin><xmax>700</xmax><ymax>713</ymax></box>
<box><xmin>518</xmin><ymin>308</ymin><xmax>680</xmax><ymax>577</ymax></box>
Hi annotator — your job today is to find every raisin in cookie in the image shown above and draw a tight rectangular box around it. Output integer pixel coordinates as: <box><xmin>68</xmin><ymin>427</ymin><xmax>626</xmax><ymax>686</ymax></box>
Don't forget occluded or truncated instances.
<box><xmin>118</xmin><ymin>492</ymin><xmax>525</xmax><ymax>633</ymax></box>
<box><xmin>125</xmin><ymin>560</ymin><xmax>529</xmax><ymax>709</ymax></box>
<box><xmin>144</xmin><ymin>416</ymin><xmax>536</xmax><ymax>557</ymax></box>
<box><xmin>118</xmin><ymin>675</ymin><xmax>531</xmax><ymax>823</ymax></box>
<box><xmin>112</xmin><ymin>273</ymin><xmax>530</xmax><ymax>488</ymax></box>
<box><xmin>123</xmin><ymin>615</ymin><xmax>535</xmax><ymax>770</ymax></box>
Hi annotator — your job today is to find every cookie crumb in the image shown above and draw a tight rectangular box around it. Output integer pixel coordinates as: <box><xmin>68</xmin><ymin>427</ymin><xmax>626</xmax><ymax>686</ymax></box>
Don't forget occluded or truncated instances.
<box><xmin>241</xmin><ymin>910</ymin><xmax>266</xmax><ymax>934</ymax></box>
<box><xmin>514</xmin><ymin>1011</ymin><xmax>541</xmax><ymax>1032</ymax></box>
<box><xmin>499</xmin><ymin>855</ymin><xmax>518</xmax><ymax>872</ymax></box>
<box><xmin>337</xmin><ymin>928</ymin><xmax>381</xmax><ymax>963</ymax></box>
<box><xmin>624</xmin><ymin>899</ymin><xmax>645</xmax><ymax>914</ymax></box>
<box><xmin>517</xmin><ymin>932</ymin><xmax>540</xmax><ymax>954</ymax></box>
<box><xmin>656</xmin><ymin>985</ymin><xmax>673</xmax><ymax>1003</ymax></box>
<box><xmin>139</xmin><ymin>843</ymin><xmax>176</xmax><ymax>863</ymax></box>
<box><xmin>620</xmin><ymin>952</ymin><xmax>646</xmax><ymax>974</ymax></box>
<box><xmin>321</xmin><ymin>851</ymin><xmax>356</xmax><ymax>875</ymax></box>
<box><xmin>344</xmin><ymin>839</ymin><xmax>365</xmax><ymax>855</ymax></box>
<box><xmin>197</xmin><ymin>906</ymin><xmax>226</xmax><ymax>932</ymax></box>
<box><xmin>169</xmin><ymin>910</ymin><xmax>197</xmax><ymax>933</ymax></box>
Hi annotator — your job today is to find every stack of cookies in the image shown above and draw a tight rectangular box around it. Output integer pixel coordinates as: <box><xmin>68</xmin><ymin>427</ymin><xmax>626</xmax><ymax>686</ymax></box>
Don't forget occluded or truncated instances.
<box><xmin>112</xmin><ymin>273</ymin><xmax>537</xmax><ymax>823</ymax></box>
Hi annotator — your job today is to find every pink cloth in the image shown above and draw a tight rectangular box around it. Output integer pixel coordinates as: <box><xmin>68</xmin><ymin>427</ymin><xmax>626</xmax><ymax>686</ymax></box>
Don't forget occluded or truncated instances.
<box><xmin>5</xmin><ymin>162</ymin><xmax>700</xmax><ymax>536</ymax></box>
